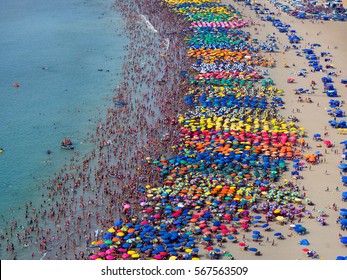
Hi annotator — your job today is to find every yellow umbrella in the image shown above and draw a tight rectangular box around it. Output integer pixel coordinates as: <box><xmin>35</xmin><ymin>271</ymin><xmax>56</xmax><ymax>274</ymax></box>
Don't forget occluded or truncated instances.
<box><xmin>108</xmin><ymin>228</ymin><xmax>115</xmax><ymax>233</ymax></box>
<box><xmin>169</xmin><ymin>256</ymin><xmax>177</xmax><ymax>260</ymax></box>
<box><xmin>192</xmin><ymin>257</ymin><xmax>200</xmax><ymax>260</ymax></box>
<box><xmin>116</xmin><ymin>232</ymin><xmax>124</xmax><ymax>237</ymax></box>
<box><xmin>127</xmin><ymin>250</ymin><xmax>136</xmax><ymax>255</ymax></box>
<box><xmin>185</xmin><ymin>248</ymin><xmax>192</xmax><ymax>253</ymax></box>
<box><xmin>132</xmin><ymin>254</ymin><xmax>140</xmax><ymax>259</ymax></box>
<box><xmin>276</xmin><ymin>216</ymin><xmax>284</xmax><ymax>221</ymax></box>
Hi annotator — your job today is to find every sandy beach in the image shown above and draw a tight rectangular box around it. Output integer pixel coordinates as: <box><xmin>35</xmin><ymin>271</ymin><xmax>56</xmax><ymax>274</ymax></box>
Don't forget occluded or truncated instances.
<box><xmin>217</xmin><ymin>0</ymin><xmax>347</xmax><ymax>259</ymax></box>
<box><xmin>1</xmin><ymin>0</ymin><xmax>347</xmax><ymax>261</ymax></box>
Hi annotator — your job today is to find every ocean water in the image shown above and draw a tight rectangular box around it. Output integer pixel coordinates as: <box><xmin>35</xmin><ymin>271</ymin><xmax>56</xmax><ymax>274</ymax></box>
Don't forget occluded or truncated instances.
<box><xmin>0</xmin><ymin>0</ymin><xmax>127</xmax><ymax>225</ymax></box>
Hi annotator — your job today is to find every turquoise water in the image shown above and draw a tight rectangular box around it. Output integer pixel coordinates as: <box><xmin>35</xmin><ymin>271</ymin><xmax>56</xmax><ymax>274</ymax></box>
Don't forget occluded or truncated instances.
<box><xmin>0</xmin><ymin>0</ymin><xmax>127</xmax><ymax>222</ymax></box>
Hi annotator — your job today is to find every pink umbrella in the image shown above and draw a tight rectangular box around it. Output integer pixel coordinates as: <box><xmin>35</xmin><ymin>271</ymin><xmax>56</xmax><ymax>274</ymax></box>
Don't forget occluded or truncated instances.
<box><xmin>154</xmin><ymin>255</ymin><xmax>162</xmax><ymax>260</ymax></box>
<box><xmin>106</xmin><ymin>249</ymin><xmax>114</xmax><ymax>255</ymax></box>
<box><xmin>145</xmin><ymin>208</ymin><xmax>153</xmax><ymax>213</ymax></box>
<box><xmin>106</xmin><ymin>255</ymin><xmax>115</xmax><ymax>260</ymax></box>
<box><xmin>123</xmin><ymin>204</ymin><xmax>131</xmax><ymax>209</ymax></box>
<box><xmin>98</xmin><ymin>252</ymin><xmax>106</xmax><ymax>257</ymax></box>
<box><xmin>219</xmin><ymin>224</ymin><xmax>227</xmax><ymax>229</ymax></box>
<box><xmin>89</xmin><ymin>254</ymin><xmax>98</xmax><ymax>260</ymax></box>
<box><xmin>221</xmin><ymin>229</ymin><xmax>229</xmax><ymax>235</ymax></box>
<box><xmin>122</xmin><ymin>253</ymin><xmax>130</xmax><ymax>259</ymax></box>
<box><xmin>241</xmin><ymin>224</ymin><xmax>249</xmax><ymax>229</ymax></box>
<box><xmin>153</xmin><ymin>214</ymin><xmax>161</xmax><ymax>219</ymax></box>
<box><xmin>140</xmin><ymin>220</ymin><xmax>148</xmax><ymax>225</ymax></box>
<box><xmin>117</xmin><ymin>248</ymin><xmax>126</xmax><ymax>253</ymax></box>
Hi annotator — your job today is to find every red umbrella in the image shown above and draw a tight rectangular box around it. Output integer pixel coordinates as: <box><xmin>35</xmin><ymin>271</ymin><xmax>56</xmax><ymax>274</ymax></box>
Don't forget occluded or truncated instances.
<box><xmin>205</xmin><ymin>246</ymin><xmax>214</xmax><ymax>251</ymax></box>
<box><xmin>241</xmin><ymin>224</ymin><xmax>249</xmax><ymax>229</ymax></box>
<box><xmin>210</xmin><ymin>226</ymin><xmax>218</xmax><ymax>231</ymax></box>
<box><xmin>302</xmin><ymin>248</ymin><xmax>310</xmax><ymax>252</ymax></box>
<box><xmin>224</xmin><ymin>214</ymin><xmax>232</xmax><ymax>220</ymax></box>
<box><xmin>219</xmin><ymin>224</ymin><xmax>227</xmax><ymax>229</ymax></box>
<box><xmin>239</xmin><ymin>242</ymin><xmax>246</xmax><ymax>247</ymax></box>
<box><xmin>229</xmin><ymin>227</ymin><xmax>237</xmax><ymax>233</ymax></box>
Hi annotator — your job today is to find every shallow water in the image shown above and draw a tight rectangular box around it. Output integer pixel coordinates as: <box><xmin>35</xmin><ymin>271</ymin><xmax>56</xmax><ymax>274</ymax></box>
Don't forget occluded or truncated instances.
<box><xmin>0</xmin><ymin>0</ymin><xmax>127</xmax><ymax>227</ymax></box>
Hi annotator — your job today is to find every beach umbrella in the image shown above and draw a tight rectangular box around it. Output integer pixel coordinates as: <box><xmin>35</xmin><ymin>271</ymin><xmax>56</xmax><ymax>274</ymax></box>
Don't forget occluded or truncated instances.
<box><xmin>262</xmin><ymin>223</ymin><xmax>269</xmax><ymax>228</ymax></box>
<box><xmin>274</xmin><ymin>232</ymin><xmax>282</xmax><ymax>237</ymax></box>
<box><xmin>89</xmin><ymin>255</ymin><xmax>98</xmax><ymax>260</ymax></box>
<box><xmin>239</xmin><ymin>242</ymin><xmax>246</xmax><ymax>247</ymax></box>
<box><xmin>249</xmin><ymin>247</ymin><xmax>258</xmax><ymax>252</ymax></box>
<box><xmin>122</xmin><ymin>253</ymin><xmax>130</xmax><ymax>259</ymax></box>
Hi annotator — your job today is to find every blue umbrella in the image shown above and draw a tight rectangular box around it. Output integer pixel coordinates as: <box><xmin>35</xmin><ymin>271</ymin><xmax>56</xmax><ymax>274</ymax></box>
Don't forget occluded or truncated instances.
<box><xmin>336</xmin><ymin>256</ymin><xmax>346</xmax><ymax>260</ymax></box>
<box><xmin>340</xmin><ymin>219</ymin><xmax>347</xmax><ymax>226</ymax></box>
<box><xmin>249</xmin><ymin>247</ymin><xmax>258</xmax><ymax>252</ymax></box>
<box><xmin>262</xmin><ymin>223</ymin><xmax>269</xmax><ymax>228</ymax></box>
<box><xmin>339</xmin><ymin>163</ymin><xmax>347</xmax><ymax>169</ymax></box>
<box><xmin>274</xmin><ymin>232</ymin><xmax>282</xmax><ymax>237</ymax></box>
<box><xmin>340</xmin><ymin>237</ymin><xmax>347</xmax><ymax>245</ymax></box>
<box><xmin>253</xmin><ymin>231</ymin><xmax>261</xmax><ymax>235</ymax></box>
<box><xmin>254</xmin><ymin>216</ymin><xmax>262</xmax><ymax>220</ymax></box>
<box><xmin>228</xmin><ymin>235</ymin><xmax>235</xmax><ymax>240</ymax></box>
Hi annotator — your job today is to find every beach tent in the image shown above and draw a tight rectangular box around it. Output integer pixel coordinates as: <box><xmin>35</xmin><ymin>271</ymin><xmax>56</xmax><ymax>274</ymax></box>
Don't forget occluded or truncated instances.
<box><xmin>322</xmin><ymin>77</ymin><xmax>333</xmax><ymax>83</ymax></box>
<box><xmin>302</xmin><ymin>49</ymin><xmax>313</xmax><ymax>54</ymax></box>
<box><xmin>299</xmin><ymin>239</ymin><xmax>310</xmax><ymax>246</ymax></box>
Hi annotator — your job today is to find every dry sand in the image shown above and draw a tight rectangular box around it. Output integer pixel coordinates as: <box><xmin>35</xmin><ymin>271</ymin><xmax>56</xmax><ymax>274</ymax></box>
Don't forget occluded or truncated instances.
<box><xmin>212</xmin><ymin>0</ymin><xmax>347</xmax><ymax>260</ymax></box>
